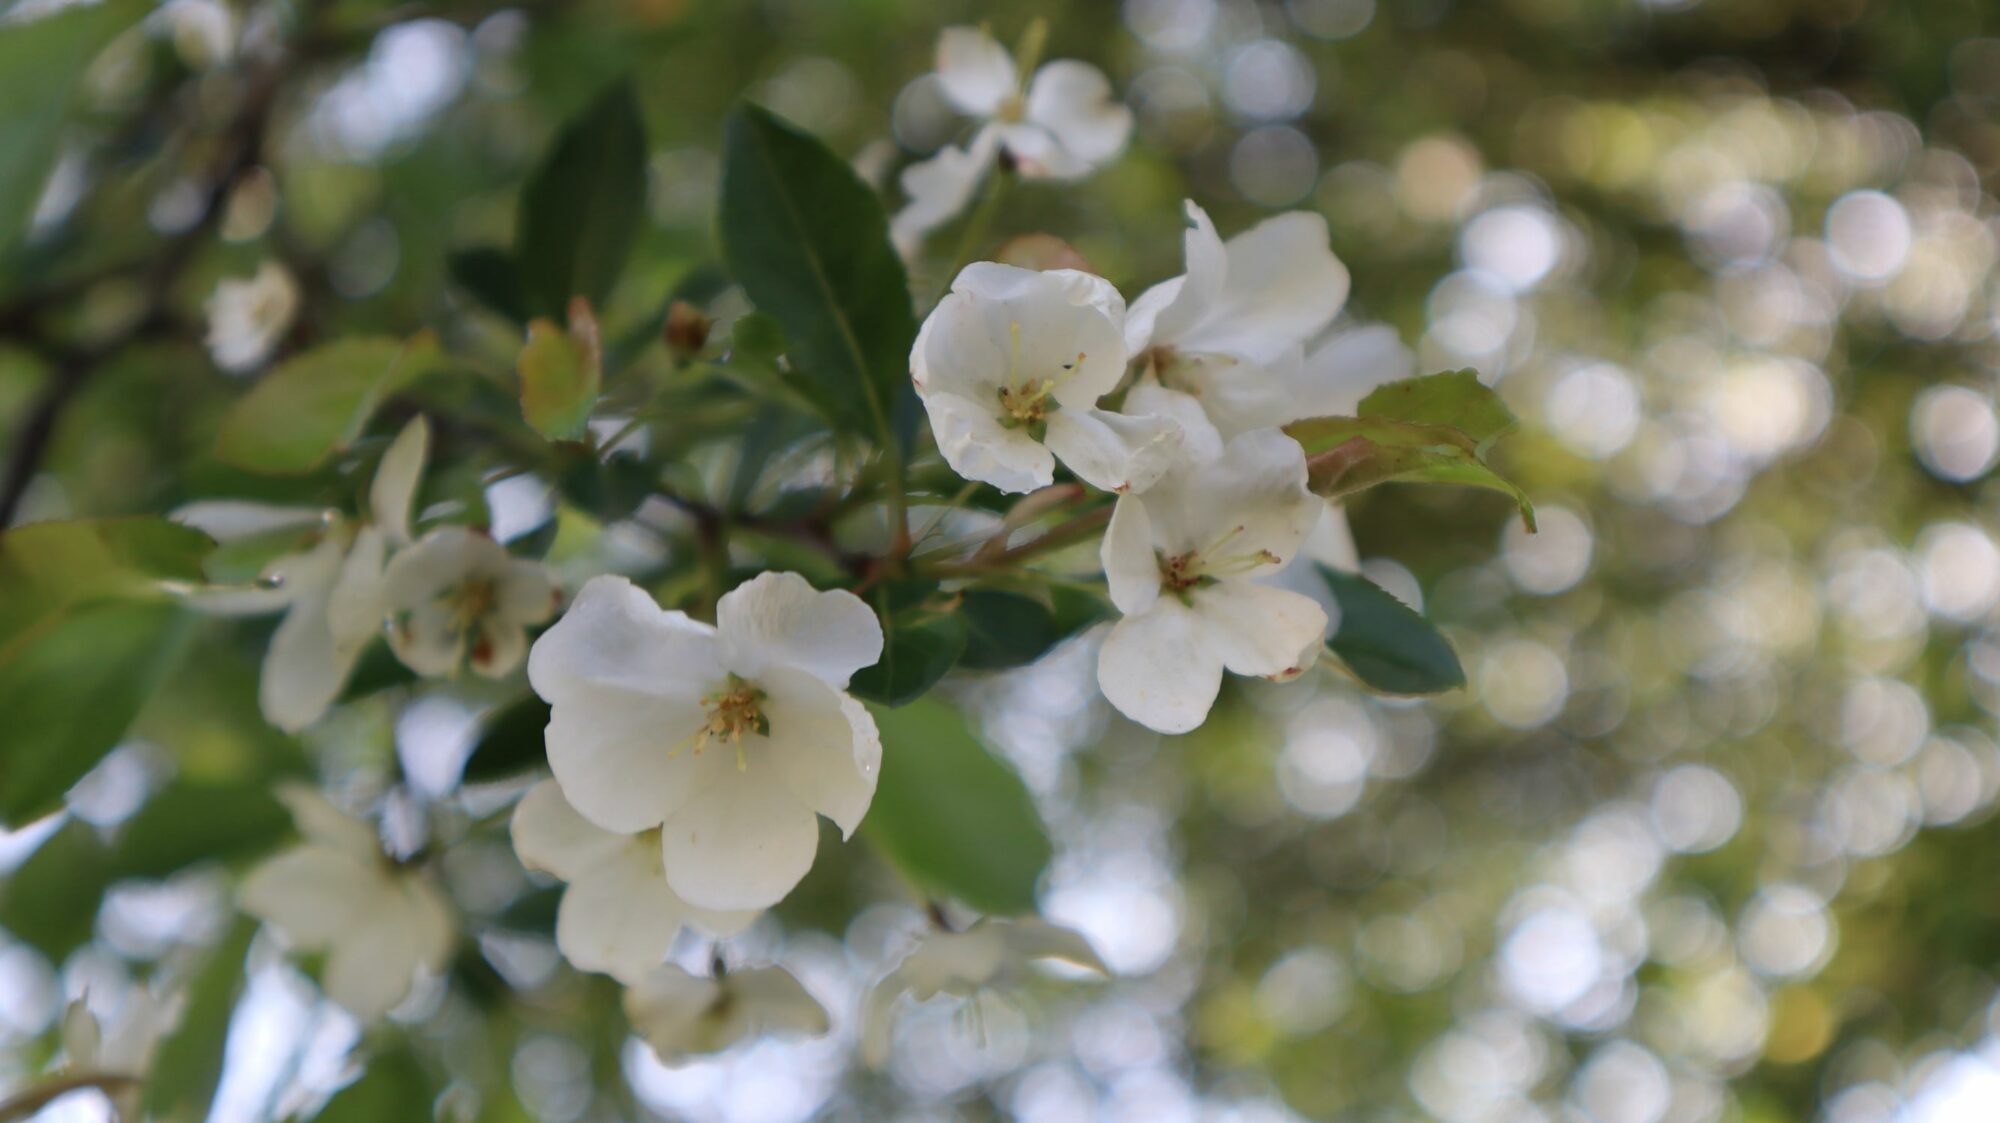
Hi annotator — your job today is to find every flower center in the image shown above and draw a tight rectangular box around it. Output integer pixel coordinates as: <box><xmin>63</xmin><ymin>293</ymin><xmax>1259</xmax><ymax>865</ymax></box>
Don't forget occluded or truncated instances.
<box><xmin>445</xmin><ymin>577</ymin><xmax>497</xmax><ymax>632</ymax></box>
<box><xmin>1158</xmin><ymin>525</ymin><xmax>1281</xmax><ymax>592</ymax></box>
<box><xmin>672</xmin><ymin>676</ymin><xmax>769</xmax><ymax>770</ymax></box>
<box><xmin>996</xmin><ymin>320</ymin><xmax>1084</xmax><ymax>428</ymax></box>
<box><xmin>996</xmin><ymin>93</ymin><xmax>1026</xmax><ymax>123</ymax></box>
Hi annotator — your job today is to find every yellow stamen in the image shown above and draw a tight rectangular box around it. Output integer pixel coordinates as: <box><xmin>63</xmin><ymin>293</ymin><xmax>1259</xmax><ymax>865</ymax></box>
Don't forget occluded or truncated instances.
<box><xmin>1159</xmin><ymin>525</ymin><xmax>1281</xmax><ymax>590</ymax></box>
<box><xmin>996</xmin><ymin>321</ymin><xmax>1086</xmax><ymax>425</ymax></box>
<box><xmin>671</xmin><ymin>677</ymin><xmax>768</xmax><ymax>768</ymax></box>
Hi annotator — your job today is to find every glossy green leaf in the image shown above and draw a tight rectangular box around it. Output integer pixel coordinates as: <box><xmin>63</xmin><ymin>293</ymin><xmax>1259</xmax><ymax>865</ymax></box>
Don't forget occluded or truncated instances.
<box><xmin>1357</xmin><ymin>368</ymin><xmax>1518</xmax><ymax>451</ymax></box>
<box><xmin>0</xmin><ymin>0</ymin><xmax>144</xmax><ymax>255</ymax></box>
<box><xmin>0</xmin><ymin>516</ymin><xmax>213</xmax><ymax>649</ymax></box>
<box><xmin>849</xmin><ymin>602</ymin><xmax>965</xmax><ymax>708</ymax></box>
<box><xmin>462</xmin><ymin>694</ymin><xmax>552</xmax><ymax>784</ymax></box>
<box><xmin>718</xmin><ymin>103</ymin><xmax>916</xmax><ymax>437</ymax></box>
<box><xmin>1318</xmin><ymin>566</ymin><xmax>1465</xmax><ymax>695</ymax></box>
<box><xmin>448</xmin><ymin>246</ymin><xmax>529</xmax><ymax>322</ymax></box>
<box><xmin>215</xmin><ymin>334</ymin><xmax>443</xmax><ymax>474</ymax></box>
<box><xmin>1285</xmin><ymin>414</ymin><xmax>1535</xmax><ymax>531</ymax></box>
<box><xmin>143</xmin><ymin>919</ymin><xmax>256</xmax><ymax>1121</ymax></box>
<box><xmin>862</xmin><ymin>697</ymin><xmax>1051</xmax><ymax>914</ymax></box>
<box><xmin>311</xmin><ymin>1046</ymin><xmax>432</xmax><ymax>1123</ymax></box>
<box><xmin>515</xmin><ymin>79</ymin><xmax>647</xmax><ymax>319</ymax></box>
<box><xmin>0</xmin><ymin>601</ymin><xmax>193</xmax><ymax>826</ymax></box>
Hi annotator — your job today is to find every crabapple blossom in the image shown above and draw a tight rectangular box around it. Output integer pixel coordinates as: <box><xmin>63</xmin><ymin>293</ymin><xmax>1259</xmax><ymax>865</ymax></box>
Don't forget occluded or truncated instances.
<box><xmin>891</xmin><ymin>25</ymin><xmax>1132</xmax><ymax>253</ymax></box>
<box><xmin>862</xmin><ymin>915</ymin><xmax>1104</xmax><ymax>1065</ymax></box>
<box><xmin>239</xmin><ymin>784</ymin><xmax>454</xmax><ymax>1021</ymax></box>
<box><xmin>177</xmin><ymin>415</ymin><xmax>430</xmax><ymax>731</ymax></box>
<box><xmin>623</xmin><ymin>962</ymin><xmax>829</xmax><ymax>1062</ymax></box>
<box><xmin>913</xmin><ymin>263</ymin><xmax>1180</xmax><ymax>494</ymax></box>
<box><xmin>1097</xmin><ymin>428</ymin><xmax>1328</xmax><ymax>733</ymax></box>
<box><xmin>510</xmin><ymin>779</ymin><xmax>757</xmax><ymax>983</ymax></box>
<box><xmin>205</xmin><ymin>260</ymin><xmax>299</xmax><ymax>373</ymax></box>
<box><xmin>1126</xmin><ymin>200</ymin><xmax>1350</xmax><ymax>436</ymax></box>
<box><xmin>381</xmin><ymin>526</ymin><xmax>558</xmax><ymax>679</ymax></box>
<box><xmin>528</xmin><ymin>571</ymin><xmax>883</xmax><ymax>912</ymax></box>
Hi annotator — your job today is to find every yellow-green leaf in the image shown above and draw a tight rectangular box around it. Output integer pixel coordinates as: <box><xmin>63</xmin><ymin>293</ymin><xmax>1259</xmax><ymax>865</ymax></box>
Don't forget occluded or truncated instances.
<box><xmin>216</xmin><ymin>333</ymin><xmax>442</xmax><ymax>474</ymax></box>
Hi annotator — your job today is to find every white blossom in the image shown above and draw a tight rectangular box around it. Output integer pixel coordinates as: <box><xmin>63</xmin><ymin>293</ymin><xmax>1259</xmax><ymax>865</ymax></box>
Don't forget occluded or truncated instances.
<box><xmin>528</xmin><ymin>571</ymin><xmax>883</xmax><ymax>912</ymax></box>
<box><xmin>861</xmin><ymin>915</ymin><xmax>1103</xmax><ymax>1066</ymax></box>
<box><xmin>1126</xmin><ymin>200</ymin><xmax>1351</xmax><ymax>436</ymax></box>
<box><xmin>510</xmin><ymin>779</ymin><xmax>756</xmax><ymax>984</ymax></box>
<box><xmin>623</xmin><ymin>962</ymin><xmax>829</xmax><ymax>1062</ymax></box>
<box><xmin>913</xmin><ymin>263</ymin><xmax>1180</xmax><ymax>494</ymax></box>
<box><xmin>239</xmin><ymin>784</ymin><xmax>454</xmax><ymax>1021</ymax></box>
<box><xmin>205</xmin><ymin>260</ymin><xmax>299</xmax><ymax>373</ymax></box>
<box><xmin>381</xmin><ymin>526</ymin><xmax>557</xmax><ymax>679</ymax></box>
<box><xmin>1097</xmin><ymin>428</ymin><xmax>1328</xmax><ymax>733</ymax></box>
<box><xmin>60</xmin><ymin>989</ymin><xmax>176</xmax><ymax>1078</ymax></box>
<box><xmin>177</xmin><ymin>415</ymin><xmax>430</xmax><ymax>731</ymax></box>
<box><xmin>891</xmin><ymin>25</ymin><xmax>1132</xmax><ymax>253</ymax></box>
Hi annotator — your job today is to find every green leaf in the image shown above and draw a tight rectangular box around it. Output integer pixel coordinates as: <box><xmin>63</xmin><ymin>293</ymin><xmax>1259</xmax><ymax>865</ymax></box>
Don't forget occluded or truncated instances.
<box><xmin>311</xmin><ymin>1047</ymin><xmax>432</xmax><ymax>1123</ymax></box>
<box><xmin>863</xmin><ymin>697</ymin><xmax>1051</xmax><ymax>914</ymax></box>
<box><xmin>1285</xmin><ymin>414</ymin><xmax>1535</xmax><ymax>531</ymax></box>
<box><xmin>448</xmin><ymin>246</ymin><xmax>529</xmax><ymax>322</ymax></box>
<box><xmin>1358</xmin><ymin>369</ymin><xmax>1518</xmax><ymax>452</ymax></box>
<box><xmin>518</xmin><ymin>310</ymin><xmax>602</xmax><ymax>441</ymax></box>
<box><xmin>1318</xmin><ymin>566</ymin><xmax>1465</xmax><ymax>695</ymax></box>
<box><xmin>143</xmin><ymin>919</ymin><xmax>256</xmax><ymax>1122</ymax></box>
<box><xmin>0</xmin><ymin>601</ymin><xmax>193</xmax><ymax>826</ymax></box>
<box><xmin>957</xmin><ymin>588</ymin><xmax>1097</xmax><ymax>671</ymax></box>
<box><xmin>461</xmin><ymin>695</ymin><xmax>551</xmax><ymax>784</ymax></box>
<box><xmin>0</xmin><ymin>0</ymin><xmax>145</xmax><ymax>255</ymax></box>
<box><xmin>515</xmin><ymin>79</ymin><xmax>648</xmax><ymax>319</ymax></box>
<box><xmin>0</xmin><ymin>820</ymin><xmax>111</xmax><ymax>958</ymax></box>
<box><xmin>848</xmin><ymin>589</ymin><xmax>965</xmax><ymax>707</ymax></box>
<box><xmin>0</xmin><ymin>516</ymin><xmax>212</xmax><ymax>649</ymax></box>
<box><xmin>216</xmin><ymin>334</ymin><xmax>443</xmax><ymax>474</ymax></box>
<box><xmin>110</xmin><ymin>780</ymin><xmax>293</xmax><ymax>879</ymax></box>
<box><xmin>718</xmin><ymin>103</ymin><xmax>916</xmax><ymax>438</ymax></box>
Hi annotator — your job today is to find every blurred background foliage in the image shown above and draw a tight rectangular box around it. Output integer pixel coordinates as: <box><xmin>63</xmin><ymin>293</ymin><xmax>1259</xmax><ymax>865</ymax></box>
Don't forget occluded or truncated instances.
<box><xmin>6</xmin><ymin>0</ymin><xmax>2000</xmax><ymax>1121</ymax></box>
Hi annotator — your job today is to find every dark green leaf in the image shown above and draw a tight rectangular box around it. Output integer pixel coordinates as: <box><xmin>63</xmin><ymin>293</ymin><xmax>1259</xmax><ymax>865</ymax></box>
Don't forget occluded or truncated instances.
<box><xmin>0</xmin><ymin>516</ymin><xmax>213</xmax><ymax>648</ymax></box>
<box><xmin>515</xmin><ymin>79</ymin><xmax>648</xmax><ymax>319</ymax></box>
<box><xmin>958</xmin><ymin>589</ymin><xmax>1063</xmax><ymax>670</ymax></box>
<box><xmin>448</xmin><ymin>246</ymin><xmax>529</xmax><ymax>322</ymax></box>
<box><xmin>0</xmin><ymin>601</ymin><xmax>193</xmax><ymax>826</ymax></box>
<box><xmin>462</xmin><ymin>695</ymin><xmax>551</xmax><ymax>784</ymax></box>
<box><xmin>216</xmin><ymin>334</ymin><xmax>443</xmax><ymax>474</ymax></box>
<box><xmin>311</xmin><ymin>1046</ymin><xmax>432</xmax><ymax>1123</ymax></box>
<box><xmin>0</xmin><ymin>0</ymin><xmax>145</xmax><ymax>256</ymax></box>
<box><xmin>1357</xmin><ymin>368</ymin><xmax>1518</xmax><ymax>452</ymax></box>
<box><xmin>110</xmin><ymin>780</ymin><xmax>293</xmax><ymax>879</ymax></box>
<box><xmin>863</xmin><ymin>698</ymin><xmax>1051</xmax><ymax>914</ymax></box>
<box><xmin>144</xmin><ymin>919</ymin><xmax>256</xmax><ymax>1121</ymax></box>
<box><xmin>0</xmin><ymin>820</ymin><xmax>111</xmax><ymax>958</ymax></box>
<box><xmin>718</xmin><ymin>104</ymin><xmax>916</xmax><ymax>438</ymax></box>
<box><xmin>1318</xmin><ymin>566</ymin><xmax>1465</xmax><ymax>695</ymax></box>
<box><xmin>848</xmin><ymin>594</ymin><xmax>964</xmax><ymax>708</ymax></box>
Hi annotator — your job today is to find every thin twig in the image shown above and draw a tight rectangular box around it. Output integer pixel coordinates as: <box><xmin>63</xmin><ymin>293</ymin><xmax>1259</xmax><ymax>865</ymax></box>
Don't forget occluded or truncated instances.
<box><xmin>0</xmin><ymin>1073</ymin><xmax>137</xmax><ymax>1122</ymax></box>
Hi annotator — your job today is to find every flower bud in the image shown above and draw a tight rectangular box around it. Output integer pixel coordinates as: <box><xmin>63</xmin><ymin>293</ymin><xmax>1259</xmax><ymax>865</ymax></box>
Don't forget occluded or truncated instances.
<box><xmin>664</xmin><ymin>300</ymin><xmax>711</xmax><ymax>361</ymax></box>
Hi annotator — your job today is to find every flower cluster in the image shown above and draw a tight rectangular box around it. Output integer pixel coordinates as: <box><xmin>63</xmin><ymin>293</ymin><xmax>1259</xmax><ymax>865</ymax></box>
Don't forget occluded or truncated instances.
<box><xmin>914</xmin><ymin>198</ymin><xmax>1383</xmax><ymax>732</ymax></box>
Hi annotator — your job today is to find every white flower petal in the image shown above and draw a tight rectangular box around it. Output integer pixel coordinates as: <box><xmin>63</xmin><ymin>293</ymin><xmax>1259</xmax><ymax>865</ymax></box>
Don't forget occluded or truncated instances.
<box><xmin>497</xmin><ymin>559</ymin><xmax>558</xmax><ymax>624</ymax></box>
<box><xmin>1023</xmin><ymin>60</ymin><xmax>1131</xmax><ymax>170</ymax></box>
<box><xmin>729</xmin><ymin>965</ymin><xmax>832</xmax><ymax>1035</ymax></box>
<box><xmin>545</xmin><ymin>681</ymin><xmax>715</xmax><ymax>834</ymax></box>
<box><xmin>511</xmin><ymin>779</ymin><xmax>627</xmax><ymax>883</ymax></box>
<box><xmin>1001</xmin><ymin>917</ymin><xmax>1108</xmax><ymax>973</ymax></box>
<box><xmin>921</xmin><ymin>390</ymin><xmax>1056</xmax><ymax>494</ymax></box>
<box><xmin>1189</xmin><ymin>580</ymin><xmax>1327</xmax><ymax>680</ymax></box>
<box><xmin>716</xmin><ymin>572</ymin><xmax>883</xmax><ymax>689</ymax></box>
<box><xmin>274</xmin><ymin>782</ymin><xmax>381</xmax><ymax>860</ymax></box>
<box><xmin>891</xmin><ymin>128</ymin><xmax>1000</xmax><ymax>256</ymax></box>
<box><xmin>935</xmin><ymin>26</ymin><xmax>1016</xmax><ymax>116</ymax></box>
<box><xmin>319</xmin><ymin>886</ymin><xmax>440</xmax><ymax>1022</ymax></box>
<box><xmin>1123</xmin><ymin>381</ymin><xmax>1225</xmax><ymax>462</ymax></box>
<box><xmin>61</xmin><ymin>1001</ymin><xmax>100</xmax><ymax>1067</ymax></box>
<box><xmin>555</xmin><ymin>845</ymin><xmax>690</xmax><ymax>983</ymax></box>
<box><xmin>1176</xmin><ymin>210</ymin><xmax>1348</xmax><ymax>363</ymax></box>
<box><xmin>623</xmin><ymin>965</ymin><xmax>721</xmax><ymax>1058</ymax></box>
<box><xmin>1141</xmin><ymin>429</ymin><xmax>1317</xmax><ymax>569</ymax></box>
<box><xmin>259</xmin><ymin>541</ymin><xmax>356</xmax><ymax>733</ymax></box>
<box><xmin>326</xmin><ymin>525</ymin><xmax>387</xmax><ymax>649</ymax></box>
<box><xmin>380</xmin><ymin>525</ymin><xmax>490</xmax><ymax>607</ymax></box>
<box><xmin>370</xmin><ymin>415</ymin><xmax>429</xmax><ymax>546</ymax></box>
<box><xmin>759</xmin><ymin>667</ymin><xmax>879</xmax><ymax>837</ymax></box>
<box><xmin>388</xmin><ymin>601</ymin><xmax>461</xmax><ymax>677</ymax></box>
<box><xmin>1285</xmin><ymin>322</ymin><xmax>1414</xmax><ymax>419</ymax></box>
<box><xmin>1043</xmin><ymin>407</ymin><xmax>1181</xmax><ymax>494</ymax></box>
<box><xmin>936</xmin><ymin>263</ymin><xmax>1127</xmax><ymax>406</ymax></box>
<box><xmin>1097</xmin><ymin>599</ymin><xmax>1226</xmax><ymax>734</ymax></box>
<box><xmin>1129</xmin><ymin>201</ymin><xmax>1229</xmax><ymax>353</ymax></box>
<box><xmin>661</xmin><ymin>771</ymin><xmax>821</xmax><ymax>912</ymax></box>
<box><xmin>528</xmin><ymin>575</ymin><xmax>718</xmax><ymax>704</ymax></box>
<box><xmin>1102</xmin><ymin>495</ymin><xmax>1161</xmax><ymax>616</ymax></box>
<box><xmin>240</xmin><ymin>845</ymin><xmax>383</xmax><ymax>947</ymax></box>
<box><xmin>1157</xmin><ymin>347</ymin><xmax>1304</xmax><ymax>437</ymax></box>
<box><xmin>171</xmin><ymin>501</ymin><xmax>325</xmax><ymax>540</ymax></box>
